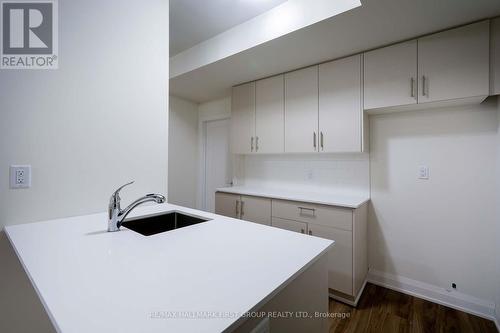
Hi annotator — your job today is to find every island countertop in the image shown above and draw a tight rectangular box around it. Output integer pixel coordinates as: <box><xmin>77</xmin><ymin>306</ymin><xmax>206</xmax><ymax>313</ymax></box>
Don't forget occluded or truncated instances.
<box><xmin>4</xmin><ymin>203</ymin><xmax>333</xmax><ymax>333</ymax></box>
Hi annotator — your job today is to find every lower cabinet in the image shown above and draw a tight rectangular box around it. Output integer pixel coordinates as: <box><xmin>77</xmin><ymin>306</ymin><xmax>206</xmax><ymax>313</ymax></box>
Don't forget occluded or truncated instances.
<box><xmin>215</xmin><ymin>191</ymin><xmax>368</xmax><ymax>306</ymax></box>
<box><xmin>271</xmin><ymin>217</ymin><xmax>307</xmax><ymax>234</ymax></box>
<box><xmin>214</xmin><ymin>192</ymin><xmax>240</xmax><ymax>218</ymax></box>
<box><xmin>308</xmin><ymin>223</ymin><xmax>353</xmax><ymax>296</ymax></box>
<box><xmin>215</xmin><ymin>192</ymin><xmax>271</xmax><ymax>225</ymax></box>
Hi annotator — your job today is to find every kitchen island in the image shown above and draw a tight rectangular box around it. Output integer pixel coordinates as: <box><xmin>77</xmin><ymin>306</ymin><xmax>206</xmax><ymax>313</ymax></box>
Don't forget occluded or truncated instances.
<box><xmin>5</xmin><ymin>203</ymin><xmax>333</xmax><ymax>333</ymax></box>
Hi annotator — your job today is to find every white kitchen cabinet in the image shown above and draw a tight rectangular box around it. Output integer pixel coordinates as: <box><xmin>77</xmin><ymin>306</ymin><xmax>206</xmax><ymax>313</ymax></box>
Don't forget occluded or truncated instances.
<box><xmin>364</xmin><ymin>41</ymin><xmax>418</xmax><ymax>110</ymax></box>
<box><xmin>284</xmin><ymin>66</ymin><xmax>319</xmax><ymax>153</ymax></box>
<box><xmin>319</xmin><ymin>54</ymin><xmax>363</xmax><ymax>153</ymax></box>
<box><xmin>231</xmin><ymin>82</ymin><xmax>255</xmax><ymax>154</ymax></box>
<box><xmin>215</xmin><ymin>192</ymin><xmax>240</xmax><ymax>218</ymax></box>
<box><xmin>215</xmin><ymin>192</ymin><xmax>272</xmax><ymax>225</ymax></box>
<box><xmin>240</xmin><ymin>195</ymin><xmax>271</xmax><ymax>225</ymax></box>
<box><xmin>418</xmin><ymin>20</ymin><xmax>489</xmax><ymax>104</ymax></box>
<box><xmin>272</xmin><ymin>198</ymin><xmax>368</xmax><ymax>305</ymax></box>
<box><xmin>271</xmin><ymin>217</ymin><xmax>307</xmax><ymax>234</ymax></box>
<box><xmin>216</xmin><ymin>191</ymin><xmax>368</xmax><ymax>305</ymax></box>
<box><xmin>255</xmin><ymin>75</ymin><xmax>285</xmax><ymax>154</ymax></box>
<box><xmin>308</xmin><ymin>224</ymin><xmax>353</xmax><ymax>296</ymax></box>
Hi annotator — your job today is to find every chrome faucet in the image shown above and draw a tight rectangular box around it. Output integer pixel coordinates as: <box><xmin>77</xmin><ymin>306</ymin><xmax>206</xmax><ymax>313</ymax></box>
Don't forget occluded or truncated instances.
<box><xmin>108</xmin><ymin>181</ymin><xmax>166</xmax><ymax>232</ymax></box>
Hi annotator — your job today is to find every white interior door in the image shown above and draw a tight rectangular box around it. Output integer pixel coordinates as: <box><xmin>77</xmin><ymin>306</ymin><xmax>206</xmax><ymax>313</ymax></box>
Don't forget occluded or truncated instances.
<box><xmin>204</xmin><ymin>118</ymin><xmax>231</xmax><ymax>212</ymax></box>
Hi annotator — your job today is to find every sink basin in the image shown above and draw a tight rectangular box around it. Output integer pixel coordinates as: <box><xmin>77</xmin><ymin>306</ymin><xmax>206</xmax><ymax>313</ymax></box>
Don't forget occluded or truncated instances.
<box><xmin>121</xmin><ymin>211</ymin><xmax>210</xmax><ymax>236</ymax></box>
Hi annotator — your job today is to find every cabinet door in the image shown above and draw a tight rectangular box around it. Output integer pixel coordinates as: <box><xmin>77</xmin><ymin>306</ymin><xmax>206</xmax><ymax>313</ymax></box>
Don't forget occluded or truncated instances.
<box><xmin>285</xmin><ymin>66</ymin><xmax>319</xmax><ymax>153</ymax></box>
<box><xmin>255</xmin><ymin>75</ymin><xmax>285</xmax><ymax>154</ymax></box>
<box><xmin>271</xmin><ymin>217</ymin><xmax>307</xmax><ymax>234</ymax></box>
<box><xmin>215</xmin><ymin>192</ymin><xmax>240</xmax><ymax>218</ymax></box>
<box><xmin>418</xmin><ymin>21</ymin><xmax>489</xmax><ymax>103</ymax></box>
<box><xmin>231</xmin><ymin>82</ymin><xmax>255</xmax><ymax>154</ymax></box>
<box><xmin>364</xmin><ymin>41</ymin><xmax>417</xmax><ymax>110</ymax></box>
<box><xmin>240</xmin><ymin>196</ymin><xmax>271</xmax><ymax>225</ymax></box>
<box><xmin>308</xmin><ymin>224</ymin><xmax>353</xmax><ymax>296</ymax></box>
<box><xmin>319</xmin><ymin>55</ymin><xmax>362</xmax><ymax>153</ymax></box>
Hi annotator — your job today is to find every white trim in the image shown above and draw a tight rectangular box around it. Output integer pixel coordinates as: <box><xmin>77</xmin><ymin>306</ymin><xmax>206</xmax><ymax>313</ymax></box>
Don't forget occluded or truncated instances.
<box><xmin>367</xmin><ymin>269</ymin><xmax>497</xmax><ymax>321</ymax></box>
<box><xmin>196</xmin><ymin>98</ymin><xmax>232</xmax><ymax>210</ymax></box>
<box><xmin>198</xmin><ymin>117</ymin><xmax>231</xmax><ymax>212</ymax></box>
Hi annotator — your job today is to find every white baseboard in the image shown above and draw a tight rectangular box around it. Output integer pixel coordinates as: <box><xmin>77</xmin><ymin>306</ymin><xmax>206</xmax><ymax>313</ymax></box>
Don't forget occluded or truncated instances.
<box><xmin>367</xmin><ymin>269</ymin><xmax>497</xmax><ymax>322</ymax></box>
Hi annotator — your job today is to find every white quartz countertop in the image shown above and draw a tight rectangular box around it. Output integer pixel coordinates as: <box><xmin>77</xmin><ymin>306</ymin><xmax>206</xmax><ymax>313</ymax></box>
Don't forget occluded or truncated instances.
<box><xmin>5</xmin><ymin>203</ymin><xmax>333</xmax><ymax>333</ymax></box>
<box><xmin>216</xmin><ymin>186</ymin><xmax>370</xmax><ymax>209</ymax></box>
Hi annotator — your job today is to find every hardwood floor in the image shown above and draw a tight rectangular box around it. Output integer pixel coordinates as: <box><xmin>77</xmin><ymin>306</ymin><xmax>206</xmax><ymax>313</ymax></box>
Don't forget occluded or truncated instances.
<box><xmin>329</xmin><ymin>283</ymin><xmax>498</xmax><ymax>333</ymax></box>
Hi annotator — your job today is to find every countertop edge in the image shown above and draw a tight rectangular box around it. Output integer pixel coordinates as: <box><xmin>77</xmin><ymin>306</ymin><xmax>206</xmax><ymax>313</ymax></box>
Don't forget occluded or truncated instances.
<box><xmin>216</xmin><ymin>187</ymin><xmax>370</xmax><ymax>209</ymax></box>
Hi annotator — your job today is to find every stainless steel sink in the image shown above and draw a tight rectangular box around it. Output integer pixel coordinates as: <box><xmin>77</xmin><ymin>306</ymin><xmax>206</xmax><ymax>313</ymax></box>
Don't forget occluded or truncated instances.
<box><xmin>121</xmin><ymin>211</ymin><xmax>210</xmax><ymax>236</ymax></box>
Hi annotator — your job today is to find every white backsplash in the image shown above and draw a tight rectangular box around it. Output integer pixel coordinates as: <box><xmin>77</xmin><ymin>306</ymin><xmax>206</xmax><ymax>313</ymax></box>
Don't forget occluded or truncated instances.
<box><xmin>235</xmin><ymin>153</ymin><xmax>370</xmax><ymax>196</ymax></box>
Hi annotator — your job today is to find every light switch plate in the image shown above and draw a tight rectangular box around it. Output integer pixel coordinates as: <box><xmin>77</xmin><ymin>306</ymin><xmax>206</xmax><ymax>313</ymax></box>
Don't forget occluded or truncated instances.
<box><xmin>10</xmin><ymin>165</ymin><xmax>31</xmax><ymax>188</ymax></box>
<box><xmin>418</xmin><ymin>165</ymin><xmax>429</xmax><ymax>180</ymax></box>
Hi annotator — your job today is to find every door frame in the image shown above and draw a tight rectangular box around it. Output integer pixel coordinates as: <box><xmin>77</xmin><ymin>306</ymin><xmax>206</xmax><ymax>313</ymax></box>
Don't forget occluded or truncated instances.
<box><xmin>197</xmin><ymin>107</ymin><xmax>231</xmax><ymax>211</ymax></box>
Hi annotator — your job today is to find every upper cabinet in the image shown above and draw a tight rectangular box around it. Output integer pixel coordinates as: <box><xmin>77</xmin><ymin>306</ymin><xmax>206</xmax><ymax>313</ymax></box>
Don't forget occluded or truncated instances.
<box><xmin>285</xmin><ymin>66</ymin><xmax>319</xmax><ymax>153</ymax></box>
<box><xmin>364</xmin><ymin>21</ymin><xmax>489</xmax><ymax>113</ymax></box>
<box><xmin>230</xmin><ymin>82</ymin><xmax>255</xmax><ymax>154</ymax></box>
<box><xmin>255</xmin><ymin>75</ymin><xmax>285</xmax><ymax>154</ymax></box>
<box><xmin>232</xmin><ymin>20</ymin><xmax>492</xmax><ymax>154</ymax></box>
<box><xmin>319</xmin><ymin>54</ymin><xmax>364</xmax><ymax>153</ymax></box>
<box><xmin>364</xmin><ymin>41</ymin><xmax>418</xmax><ymax>110</ymax></box>
<box><xmin>418</xmin><ymin>21</ymin><xmax>489</xmax><ymax>104</ymax></box>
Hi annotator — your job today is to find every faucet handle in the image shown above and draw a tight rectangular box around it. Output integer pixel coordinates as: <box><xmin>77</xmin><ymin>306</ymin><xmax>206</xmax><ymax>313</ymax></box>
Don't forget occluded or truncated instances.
<box><xmin>110</xmin><ymin>181</ymin><xmax>134</xmax><ymax>204</ymax></box>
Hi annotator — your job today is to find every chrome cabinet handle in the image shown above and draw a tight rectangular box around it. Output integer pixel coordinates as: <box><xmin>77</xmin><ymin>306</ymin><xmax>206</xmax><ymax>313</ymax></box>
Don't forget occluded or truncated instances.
<box><xmin>298</xmin><ymin>207</ymin><xmax>315</xmax><ymax>217</ymax></box>
<box><xmin>320</xmin><ymin>132</ymin><xmax>324</xmax><ymax>150</ymax></box>
<box><xmin>251</xmin><ymin>137</ymin><xmax>254</xmax><ymax>152</ymax></box>
<box><xmin>240</xmin><ymin>201</ymin><xmax>245</xmax><ymax>217</ymax></box>
<box><xmin>313</xmin><ymin>132</ymin><xmax>317</xmax><ymax>149</ymax></box>
<box><xmin>422</xmin><ymin>76</ymin><xmax>427</xmax><ymax>97</ymax></box>
<box><xmin>410</xmin><ymin>77</ymin><xmax>415</xmax><ymax>98</ymax></box>
<box><xmin>235</xmin><ymin>200</ymin><xmax>240</xmax><ymax>217</ymax></box>
<box><xmin>255</xmin><ymin>137</ymin><xmax>259</xmax><ymax>152</ymax></box>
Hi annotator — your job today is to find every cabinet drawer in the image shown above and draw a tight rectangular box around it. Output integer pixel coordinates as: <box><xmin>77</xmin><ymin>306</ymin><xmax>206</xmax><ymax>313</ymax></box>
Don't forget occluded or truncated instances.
<box><xmin>271</xmin><ymin>217</ymin><xmax>307</xmax><ymax>234</ymax></box>
<box><xmin>272</xmin><ymin>199</ymin><xmax>352</xmax><ymax>231</ymax></box>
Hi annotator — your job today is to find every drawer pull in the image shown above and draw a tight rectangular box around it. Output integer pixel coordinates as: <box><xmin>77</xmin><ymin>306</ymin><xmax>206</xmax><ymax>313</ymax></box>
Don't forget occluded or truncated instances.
<box><xmin>298</xmin><ymin>207</ymin><xmax>315</xmax><ymax>217</ymax></box>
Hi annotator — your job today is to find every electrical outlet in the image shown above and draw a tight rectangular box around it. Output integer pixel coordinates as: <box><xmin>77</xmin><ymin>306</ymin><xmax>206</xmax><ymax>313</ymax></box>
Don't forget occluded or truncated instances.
<box><xmin>10</xmin><ymin>165</ymin><xmax>31</xmax><ymax>188</ymax></box>
<box><xmin>418</xmin><ymin>165</ymin><xmax>429</xmax><ymax>180</ymax></box>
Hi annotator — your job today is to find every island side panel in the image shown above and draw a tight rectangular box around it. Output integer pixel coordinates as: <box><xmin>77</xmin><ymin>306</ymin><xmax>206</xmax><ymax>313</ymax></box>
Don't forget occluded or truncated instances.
<box><xmin>231</xmin><ymin>254</ymin><xmax>329</xmax><ymax>333</ymax></box>
<box><xmin>0</xmin><ymin>231</ymin><xmax>56</xmax><ymax>333</ymax></box>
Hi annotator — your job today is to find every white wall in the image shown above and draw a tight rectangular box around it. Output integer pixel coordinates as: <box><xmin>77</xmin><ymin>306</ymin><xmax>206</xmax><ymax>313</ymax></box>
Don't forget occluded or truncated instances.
<box><xmin>0</xmin><ymin>1</ymin><xmax>169</xmax><ymax>331</ymax></box>
<box><xmin>369</xmin><ymin>99</ymin><xmax>499</xmax><ymax>315</ymax></box>
<box><xmin>168</xmin><ymin>96</ymin><xmax>198</xmax><ymax>208</ymax></box>
<box><xmin>241</xmin><ymin>153</ymin><xmax>369</xmax><ymax>197</ymax></box>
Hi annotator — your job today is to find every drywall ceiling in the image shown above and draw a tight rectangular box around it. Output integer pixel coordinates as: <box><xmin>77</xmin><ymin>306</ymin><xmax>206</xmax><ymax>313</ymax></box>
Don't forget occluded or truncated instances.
<box><xmin>170</xmin><ymin>0</ymin><xmax>500</xmax><ymax>103</ymax></box>
<box><xmin>170</xmin><ymin>0</ymin><xmax>288</xmax><ymax>56</ymax></box>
